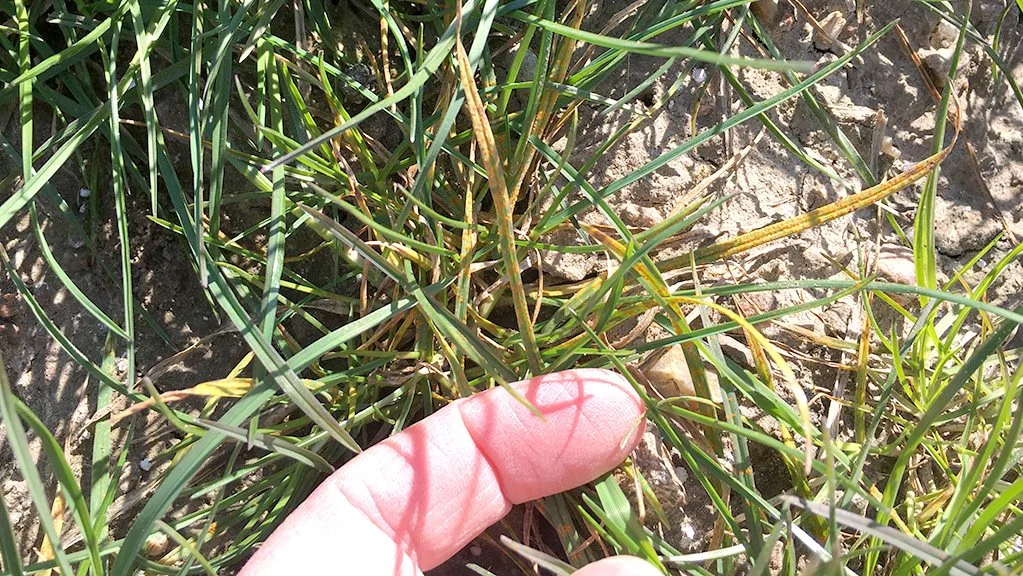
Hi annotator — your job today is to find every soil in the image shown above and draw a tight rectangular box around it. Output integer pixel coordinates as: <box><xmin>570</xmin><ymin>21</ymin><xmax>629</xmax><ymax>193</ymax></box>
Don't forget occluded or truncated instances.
<box><xmin>1</xmin><ymin>0</ymin><xmax>1021</xmax><ymax>574</ymax></box>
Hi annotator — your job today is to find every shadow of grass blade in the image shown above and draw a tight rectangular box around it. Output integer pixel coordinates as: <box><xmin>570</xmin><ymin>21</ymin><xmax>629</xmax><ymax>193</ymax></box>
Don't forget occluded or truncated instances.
<box><xmin>0</xmin><ymin>245</ymin><xmax>136</xmax><ymax>395</ymax></box>
<box><xmin>28</xmin><ymin>205</ymin><xmax>128</xmax><ymax>339</ymax></box>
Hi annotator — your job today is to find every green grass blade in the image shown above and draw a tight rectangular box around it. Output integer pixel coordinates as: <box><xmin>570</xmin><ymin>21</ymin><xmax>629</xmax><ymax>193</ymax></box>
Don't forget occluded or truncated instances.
<box><xmin>195</xmin><ymin>419</ymin><xmax>334</xmax><ymax>474</ymax></box>
<box><xmin>913</xmin><ymin>4</ymin><xmax>968</xmax><ymax>293</ymax></box>
<box><xmin>263</xmin><ymin>0</ymin><xmax>484</xmax><ymax>171</ymax></box>
<box><xmin>0</xmin><ymin>350</ymin><xmax>76</xmax><ymax>576</ymax></box>
<box><xmin>783</xmin><ymin>496</ymin><xmax>978</xmax><ymax>576</ymax></box>
<box><xmin>509</xmin><ymin>9</ymin><xmax>812</xmax><ymax>73</ymax></box>
<box><xmin>14</xmin><ymin>397</ymin><xmax>105</xmax><ymax>575</ymax></box>
<box><xmin>109</xmin><ymin>385</ymin><xmax>277</xmax><ymax>576</ymax></box>
<box><xmin>0</xmin><ymin>487</ymin><xmax>23</xmax><ymax>576</ymax></box>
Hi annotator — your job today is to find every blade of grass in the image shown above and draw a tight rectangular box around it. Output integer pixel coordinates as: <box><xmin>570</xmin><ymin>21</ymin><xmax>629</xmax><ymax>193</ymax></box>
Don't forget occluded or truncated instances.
<box><xmin>102</xmin><ymin>13</ymin><xmax>137</xmax><ymax>388</ymax></box>
<box><xmin>870</xmin><ymin>305</ymin><xmax>1022</xmax><ymax>571</ymax></box>
<box><xmin>263</xmin><ymin>0</ymin><xmax>485</xmax><ymax>172</ymax></box>
<box><xmin>0</xmin><ymin>349</ymin><xmax>75</xmax><ymax>576</ymax></box>
<box><xmin>913</xmin><ymin>2</ymin><xmax>968</xmax><ymax>293</ymax></box>
<box><xmin>545</xmin><ymin>21</ymin><xmax>897</xmax><ymax>232</ymax></box>
<box><xmin>783</xmin><ymin>496</ymin><xmax>978</xmax><ymax>576</ymax></box>
<box><xmin>454</xmin><ymin>9</ymin><xmax>542</xmax><ymax>374</ymax></box>
<box><xmin>91</xmin><ymin>336</ymin><xmax>118</xmax><ymax>543</ymax></box>
<box><xmin>14</xmin><ymin>396</ymin><xmax>104</xmax><ymax>575</ymax></box>
<box><xmin>664</xmin><ymin>127</ymin><xmax>957</xmax><ymax>269</ymax></box>
<box><xmin>0</xmin><ymin>488</ymin><xmax>22</xmax><ymax>576</ymax></box>
<box><xmin>195</xmin><ymin>419</ymin><xmax>334</xmax><ymax>474</ymax></box>
<box><xmin>508</xmin><ymin>9</ymin><xmax>812</xmax><ymax>73</ymax></box>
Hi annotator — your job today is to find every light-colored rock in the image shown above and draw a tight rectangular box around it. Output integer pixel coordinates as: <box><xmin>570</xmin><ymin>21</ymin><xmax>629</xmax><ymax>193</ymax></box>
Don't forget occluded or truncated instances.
<box><xmin>919</xmin><ymin>46</ymin><xmax>955</xmax><ymax>79</ymax></box>
<box><xmin>752</xmin><ymin>0</ymin><xmax>779</xmax><ymax>22</ymax></box>
<box><xmin>875</xmin><ymin>244</ymin><xmax>916</xmax><ymax>285</ymax></box>
<box><xmin>813</xmin><ymin>11</ymin><xmax>848</xmax><ymax>51</ymax></box>
<box><xmin>642</xmin><ymin>344</ymin><xmax>723</xmax><ymax>402</ymax></box>
<box><xmin>929</xmin><ymin>19</ymin><xmax>959</xmax><ymax>49</ymax></box>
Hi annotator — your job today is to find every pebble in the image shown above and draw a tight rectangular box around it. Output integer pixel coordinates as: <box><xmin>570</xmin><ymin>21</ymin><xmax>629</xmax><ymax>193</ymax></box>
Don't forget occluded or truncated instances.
<box><xmin>0</xmin><ymin>294</ymin><xmax>17</xmax><ymax>319</ymax></box>
<box><xmin>813</xmin><ymin>11</ymin><xmax>847</xmax><ymax>52</ymax></box>
<box><xmin>752</xmin><ymin>0</ymin><xmax>779</xmax><ymax>22</ymax></box>
<box><xmin>642</xmin><ymin>345</ymin><xmax>723</xmax><ymax>402</ymax></box>
<box><xmin>875</xmin><ymin>244</ymin><xmax>916</xmax><ymax>285</ymax></box>
<box><xmin>919</xmin><ymin>46</ymin><xmax>955</xmax><ymax>79</ymax></box>
<box><xmin>929</xmin><ymin>19</ymin><xmax>959</xmax><ymax>49</ymax></box>
<box><xmin>881</xmin><ymin>136</ymin><xmax>901</xmax><ymax>159</ymax></box>
<box><xmin>142</xmin><ymin>532</ymin><xmax>168</xmax><ymax>557</ymax></box>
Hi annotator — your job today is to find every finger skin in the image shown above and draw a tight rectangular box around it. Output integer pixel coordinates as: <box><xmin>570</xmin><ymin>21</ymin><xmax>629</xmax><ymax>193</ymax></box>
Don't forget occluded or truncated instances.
<box><xmin>575</xmin><ymin>557</ymin><xmax>663</xmax><ymax>576</ymax></box>
<box><xmin>240</xmin><ymin>369</ymin><xmax>646</xmax><ymax>575</ymax></box>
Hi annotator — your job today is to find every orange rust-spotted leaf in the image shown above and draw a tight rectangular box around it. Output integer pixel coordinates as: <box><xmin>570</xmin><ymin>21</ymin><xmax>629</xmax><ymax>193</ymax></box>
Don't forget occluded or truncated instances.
<box><xmin>453</xmin><ymin>10</ymin><xmax>542</xmax><ymax>373</ymax></box>
<box><xmin>660</xmin><ymin>133</ymin><xmax>958</xmax><ymax>270</ymax></box>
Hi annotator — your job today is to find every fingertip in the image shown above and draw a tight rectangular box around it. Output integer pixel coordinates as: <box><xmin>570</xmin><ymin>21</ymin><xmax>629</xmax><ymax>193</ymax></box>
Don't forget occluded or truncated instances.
<box><xmin>459</xmin><ymin>368</ymin><xmax>647</xmax><ymax>503</ymax></box>
<box><xmin>574</xmin><ymin>556</ymin><xmax>663</xmax><ymax>576</ymax></box>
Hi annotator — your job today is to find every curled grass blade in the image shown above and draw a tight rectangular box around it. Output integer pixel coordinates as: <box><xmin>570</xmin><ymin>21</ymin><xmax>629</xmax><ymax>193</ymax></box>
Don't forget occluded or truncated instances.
<box><xmin>662</xmin><ymin>127</ymin><xmax>957</xmax><ymax>270</ymax></box>
<box><xmin>195</xmin><ymin>419</ymin><xmax>334</xmax><ymax>474</ymax></box>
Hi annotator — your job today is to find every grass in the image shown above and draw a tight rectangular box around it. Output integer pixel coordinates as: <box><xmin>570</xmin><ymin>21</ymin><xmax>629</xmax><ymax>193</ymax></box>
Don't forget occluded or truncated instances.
<box><xmin>1</xmin><ymin>0</ymin><xmax>1022</xmax><ymax>575</ymax></box>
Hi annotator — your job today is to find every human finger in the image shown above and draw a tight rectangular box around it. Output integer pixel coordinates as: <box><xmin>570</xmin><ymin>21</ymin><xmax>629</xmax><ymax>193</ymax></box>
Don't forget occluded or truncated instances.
<box><xmin>574</xmin><ymin>556</ymin><xmax>663</xmax><ymax>576</ymax></box>
<box><xmin>239</xmin><ymin>368</ymin><xmax>646</xmax><ymax>575</ymax></box>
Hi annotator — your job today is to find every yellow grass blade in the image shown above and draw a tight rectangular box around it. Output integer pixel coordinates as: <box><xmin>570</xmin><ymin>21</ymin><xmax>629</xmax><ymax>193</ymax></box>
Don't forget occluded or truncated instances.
<box><xmin>35</xmin><ymin>491</ymin><xmax>65</xmax><ymax>576</ymax></box>
<box><xmin>659</xmin><ymin>136</ymin><xmax>958</xmax><ymax>269</ymax></box>
<box><xmin>453</xmin><ymin>11</ymin><xmax>543</xmax><ymax>373</ymax></box>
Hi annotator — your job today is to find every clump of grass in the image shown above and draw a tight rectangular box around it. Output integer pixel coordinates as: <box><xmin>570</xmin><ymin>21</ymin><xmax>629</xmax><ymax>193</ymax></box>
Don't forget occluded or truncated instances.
<box><xmin>0</xmin><ymin>0</ymin><xmax>1021</xmax><ymax>575</ymax></box>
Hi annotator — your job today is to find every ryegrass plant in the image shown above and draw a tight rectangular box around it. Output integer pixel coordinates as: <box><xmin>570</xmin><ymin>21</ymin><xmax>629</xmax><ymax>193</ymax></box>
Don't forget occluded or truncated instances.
<box><xmin>0</xmin><ymin>0</ymin><xmax>1021</xmax><ymax>574</ymax></box>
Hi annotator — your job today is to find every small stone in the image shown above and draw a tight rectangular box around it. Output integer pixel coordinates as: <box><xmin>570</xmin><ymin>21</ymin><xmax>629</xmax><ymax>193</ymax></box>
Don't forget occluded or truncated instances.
<box><xmin>918</xmin><ymin>46</ymin><xmax>955</xmax><ymax>79</ymax></box>
<box><xmin>673</xmin><ymin>466</ymin><xmax>689</xmax><ymax>483</ymax></box>
<box><xmin>0</xmin><ymin>294</ymin><xmax>17</xmax><ymax>318</ymax></box>
<box><xmin>469</xmin><ymin>544</ymin><xmax>482</xmax><ymax>557</ymax></box>
<box><xmin>624</xmin><ymin>205</ymin><xmax>661</xmax><ymax>228</ymax></box>
<box><xmin>752</xmin><ymin>0</ymin><xmax>779</xmax><ymax>22</ymax></box>
<box><xmin>692</xmin><ymin>67</ymin><xmax>707</xmax><ymax>84</ymax></box>
<box><xmin>140</xmin><ymin>458</ymin><xmax>153</xmax><ymax>472</ymax></box>
<box><xmin>642</xmin><ymin>345</ymin><xmax>723</xmax><ymax>402</ymax></box>
<box><xmin>79</xmin><ymin>187</ymin><xmax>91</xmax><ymax>199</ymax></box>
<box><xmin>881</xmin><ymin>136</ymin><xmax>901</xmax><ymax>159</ymax></box>
<box><xmin>813</xmin><ymin>11</ymin><xmax>847</xmax><ymax>52</ymax></box>
<box><xmin>929</xmin><ymin>19</ymin><xmax>959</xmax><ymax>49</ymax></box>
<box><xmin>142</xmin><ymin>532</ymin><xmax>168</xmax><ymax>557</ymax></box>
<box><xmin>875</xmin><ymin>244</ymin><xmax>916</xmax><ymax>285</ymax></box>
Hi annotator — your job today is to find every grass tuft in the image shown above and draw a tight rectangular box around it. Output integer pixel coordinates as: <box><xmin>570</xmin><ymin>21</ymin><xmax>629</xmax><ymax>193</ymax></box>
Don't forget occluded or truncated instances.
<box><xmin>1</xmin><ymin>0</ymin><xmax>1021</xmax><ymax>574</ymax></box>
